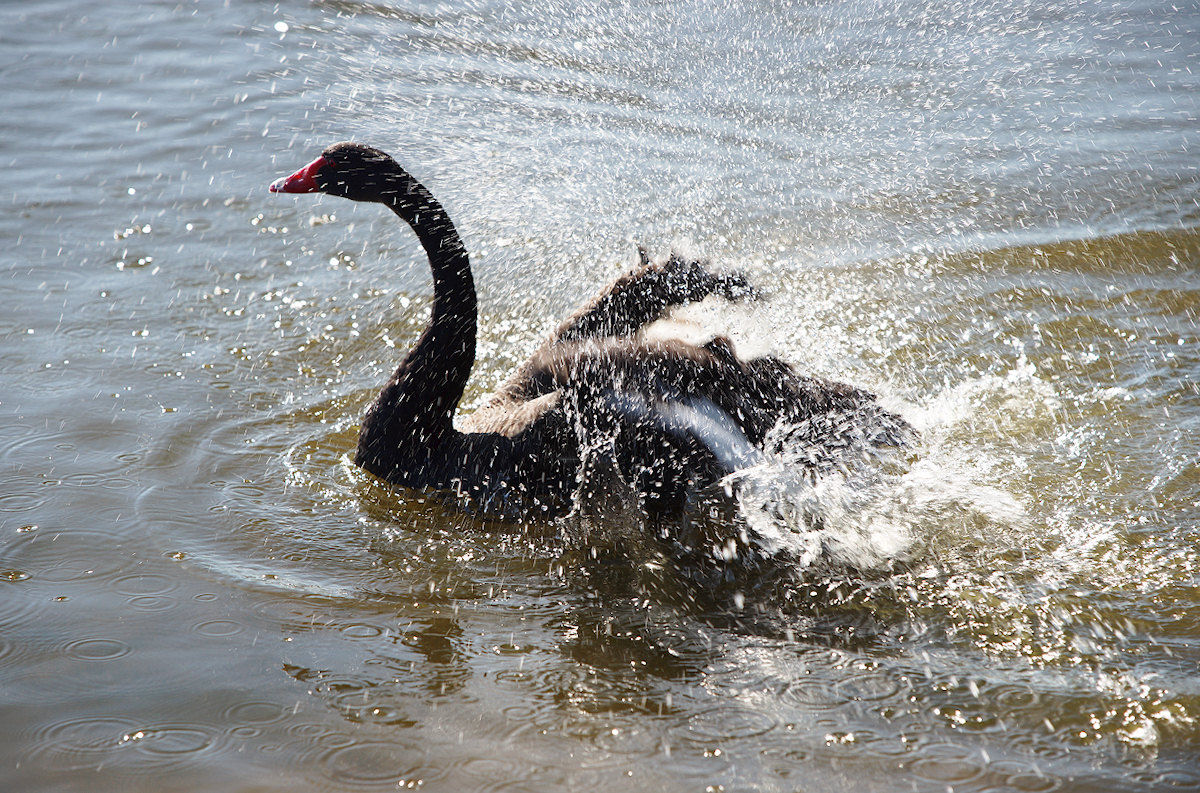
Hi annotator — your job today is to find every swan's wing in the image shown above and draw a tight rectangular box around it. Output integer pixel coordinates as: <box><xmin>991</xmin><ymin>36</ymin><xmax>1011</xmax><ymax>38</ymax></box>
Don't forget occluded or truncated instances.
<box><xmin>469</xmin><ymin>334</ymin><xmax>914</xmax><ymax>475</ymax></box>
<box><xmin>552</xmin><ymin>251</ymin><xmax>755</xmax><ymax>344</ymax></box>
<box><xmin>481</xmin><ymin>253</ymin><xmax>754</xmax><ymax>408</ymax></box>
<box><xmin>530</xmin><ymin>337</ymin><xmax>916</xmax><ymax>451</ymax></box>
<box><xmin>457</xmin><ymin>391</ymin><xmax>561</xmax><ymax>437</ymax></box>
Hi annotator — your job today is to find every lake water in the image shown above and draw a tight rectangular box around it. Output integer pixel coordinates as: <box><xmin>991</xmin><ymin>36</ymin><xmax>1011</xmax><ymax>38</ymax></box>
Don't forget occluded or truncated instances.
<box><xmin>2</xmin><ymin>0</ymin><xmax>1198</xmax><ymax>790</ymax></box>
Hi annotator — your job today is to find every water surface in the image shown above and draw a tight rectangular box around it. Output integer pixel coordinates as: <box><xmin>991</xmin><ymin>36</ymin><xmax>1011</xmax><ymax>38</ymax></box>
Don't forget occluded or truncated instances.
<box><xmin>2</xmin><ymin>0</ymin><xmax>1198</xmax><ymax>790</ymax></box>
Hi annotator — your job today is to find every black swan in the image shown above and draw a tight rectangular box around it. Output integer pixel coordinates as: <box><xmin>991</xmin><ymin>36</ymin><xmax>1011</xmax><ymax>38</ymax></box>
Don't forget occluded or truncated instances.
<box><xmin>270</xmin><ymin>142</ymin><xmax>913</xmax><ymax>517</ymax></box>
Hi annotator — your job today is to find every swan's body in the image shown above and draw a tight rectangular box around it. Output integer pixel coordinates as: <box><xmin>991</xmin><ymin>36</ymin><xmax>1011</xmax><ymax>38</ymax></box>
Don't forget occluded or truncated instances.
<box><xmin>271</xmin><ymin>142</ymin><xmax>912</xmax><ymax>517</ymax></box>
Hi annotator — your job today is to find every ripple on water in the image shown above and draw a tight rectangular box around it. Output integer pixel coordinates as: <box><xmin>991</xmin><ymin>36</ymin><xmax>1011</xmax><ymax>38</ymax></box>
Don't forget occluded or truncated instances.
<box><xmin>222</xmin><ymin>700</ymin><xmax>290</xmax><ymax>732</ymax></box>
<box><xmin>652</xmin><ymin>740</ymin><xmax>733</xmax><ymax>779</ymax></box>
<box><xmin>285</xmin><ymin>662</ymin><xmax>428</xmax><ymax>727</ymax></box>
<box><xmin>836</xmin><ymin>669</ymin><xmax>903</xmax><ymax>702</ymax></box>
<box><xmin>192</xmin><ymin>619</ymin><xmax>244</xmax><ymax>638</ymax></box>
<box><xmin>589</xmin><ymin>723</ymin><xmax>664</xmax><ymax>765</ymax></box>
<box><xmin>8</xmin><ymin>424</ymin><xmax>140</xmax><ymax>477</ymax></box>
<box><xmin>0</xmin><ymin>583</ymin><xmax>66</xmax><ymax>669</ymax></box>
<box><xmin>491</xmin><ymin>664</ymin><xmax>585</xmax><ymax>724</ymax></box>
<box><xmin>57</xmin><ymin>472</ymin><xmax>138</xmax><ymax>490</ymax></box>
<box><xmin>981</xmin><ymin>761</ymin><xmax>1063</xmax><ymax>793</ymax></box>
<box><xmin>991</xmin><ymin>682</ymin><xmax>1041</xmax><ymax>712</ymax></box>
<box><xmin>0</xmin><ymin>422</ymin><xmax>35</xmax><ymax>446</ymax></box>
<box><xmin>1005</xmin><ymin>731</ymin><xmax>1072</xmax><ymax>763</ymax></box>
<box><xmin>0</xmin><ymin>492</ymin><xmax>44</xmax><ymax>514</ymax></box>
<box><xmin>458</xmin><ymin>756</ymin><xmax>536</xmax><ymax>786</ymax></box>
<box><xmin>1140</xmin><ymin>769</ymin><xmax>1200</xmax><ymax>790</ymax></box>
<box><xmin>62</xmin><ymin>638</ymin><xmax>132</xmax><ymax>662</ymax></box>
<box><xmin>126</xmin><ymin>595</ymin><xmax>178</xmax><ymax>613</ymax></box>
<box><xmin>10</xmin><ymin>528</ymin><xmax>130</xmax><ymax>584</ymax></box>
<box><xmin>283</xmin><ymin>720</ymin><xmax>338</xmax><ymax>746</ymax></box>
<box><xmin>760</xmin><ymin>744</ymin><xmax>813</xmax><ymax>777</ymax></box>
<box><xmin>332</xmin><ymin>686</ymin><xmax>417</xmax><ymax>728</ymax></box>
<box><xmin>679</xmin><ymin>706</ymin><xmax>778</xmax><ymax>742</ymax></box>
<box><xmin>30</xmin><ymin>715</ymin><xmax>141</xmax><ymax>771</ymax></box>
<box><xmin>115</xmin><ymin>571</ymin><xmax>180</xmax><ymax>614</ymax></box>
<box><xmin>780</xmin><ymin>676</ymin><xmax>845</xmax><ymax>710</ymax></box>
<box><xmin>909</xmin><ymin>743</ymin><xmax>986</xmax><ymax>786</ymax></box>
<box><xmin>117</xmin><ymin>723</ymin><xmax>221</xmax><ymax>764</ymax></box>
<box><xmin>112</xmin><ymin>572</ymin><xmax>180</xmax><ymax>596</ymax></box>
<box><xmin>492</xmin><ymin>667</ymin><xmax>539</xmax><ymax>690</ymax></box>
<box><xmin>338</xmin><ymin>622</ymin><xmax>385</xmax><ymax>640</ymax></box>
<box><xmin>315</xmin><ymin>739</ymin><xmax>436</xmax><ymax>789</ymax></box>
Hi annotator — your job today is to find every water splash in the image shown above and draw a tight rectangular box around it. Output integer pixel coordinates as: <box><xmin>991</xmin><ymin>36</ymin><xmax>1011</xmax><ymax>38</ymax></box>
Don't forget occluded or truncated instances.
<box><xmin>722</xmin><ymin>356</ymin><xmax>1061</xmax><ymax>575</ymax></box>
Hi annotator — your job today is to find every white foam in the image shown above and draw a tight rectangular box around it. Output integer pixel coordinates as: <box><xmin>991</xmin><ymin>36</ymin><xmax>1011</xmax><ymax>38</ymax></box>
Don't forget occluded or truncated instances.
<box><xmin>724</xmin><ymin>359</ymin><xmax>1069</xmax><ymax>573</ymax></box>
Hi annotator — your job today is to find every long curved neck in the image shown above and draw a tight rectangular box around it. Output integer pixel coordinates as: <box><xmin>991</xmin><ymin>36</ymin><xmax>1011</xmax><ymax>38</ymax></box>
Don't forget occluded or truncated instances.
<box><xmin>355</xmin><ymin>169</ymin><xmax>477</xmax><ymax>480</ymax></box>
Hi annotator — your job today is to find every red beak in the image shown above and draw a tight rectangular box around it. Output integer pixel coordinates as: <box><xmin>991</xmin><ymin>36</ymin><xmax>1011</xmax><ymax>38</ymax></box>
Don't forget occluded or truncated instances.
<box><xmin>269</xmin><ymin>155</ymin><xmax>330</xmax><ymax>193</ymax></box>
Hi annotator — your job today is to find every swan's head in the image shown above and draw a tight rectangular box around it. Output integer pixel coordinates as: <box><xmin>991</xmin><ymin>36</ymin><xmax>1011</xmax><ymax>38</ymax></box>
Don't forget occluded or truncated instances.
<box><xmin>270</xmin><ymin>142</ymin><xmax>408</xmax><ymax>203</ymax></box>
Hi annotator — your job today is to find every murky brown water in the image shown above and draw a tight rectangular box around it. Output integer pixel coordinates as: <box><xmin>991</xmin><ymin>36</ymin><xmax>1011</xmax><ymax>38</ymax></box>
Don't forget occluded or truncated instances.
<box><xmin>3</xmin><ymin>0</ymin><xmax>1198</xmax><ymax>790</ymax></box>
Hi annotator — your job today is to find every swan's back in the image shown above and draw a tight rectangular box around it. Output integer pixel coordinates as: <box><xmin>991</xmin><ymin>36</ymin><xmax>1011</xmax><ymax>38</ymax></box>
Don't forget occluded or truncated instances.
<box><xmin>463</xmin><ymin>331</ymin><xmax>914</xmax><ymax>514</ymax></box>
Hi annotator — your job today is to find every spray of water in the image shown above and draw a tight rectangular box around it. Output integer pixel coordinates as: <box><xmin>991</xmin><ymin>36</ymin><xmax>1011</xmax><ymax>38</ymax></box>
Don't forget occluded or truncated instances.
<box><xmin>709</xmin><ymin>355</ymin><xmax>1047</xmax><ymax>577</ymax></box>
